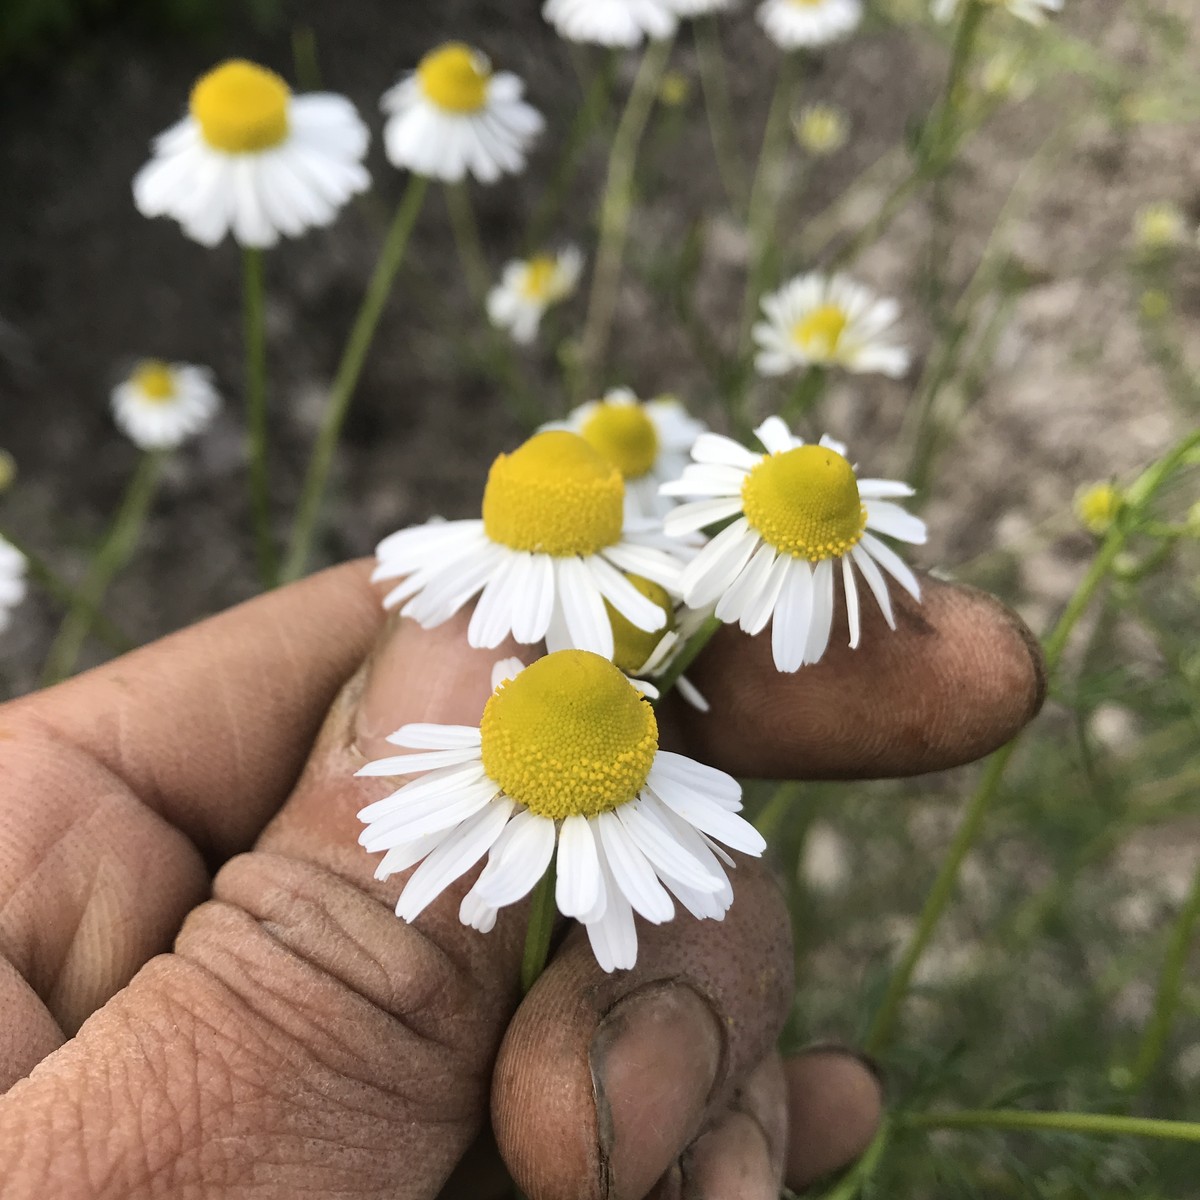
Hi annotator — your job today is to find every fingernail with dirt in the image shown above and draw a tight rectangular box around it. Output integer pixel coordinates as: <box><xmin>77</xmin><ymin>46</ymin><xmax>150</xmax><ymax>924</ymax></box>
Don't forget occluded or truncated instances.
<box><xmin>590</xmin><ymin>985</ymin><xmax>723</xmax><ymax>1200</ymax></box>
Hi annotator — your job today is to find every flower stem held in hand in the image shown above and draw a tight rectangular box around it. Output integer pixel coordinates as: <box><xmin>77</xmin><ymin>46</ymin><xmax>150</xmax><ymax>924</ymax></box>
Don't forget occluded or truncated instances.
<box><xmin>243</xmin><ymin>247</ymin><xmax>277</xmax><ymax>589</ymax></box>
<box><xmin>521</xmin><ymin>859</ymin><xmax>559</xmax><ymax>995</ymax></box>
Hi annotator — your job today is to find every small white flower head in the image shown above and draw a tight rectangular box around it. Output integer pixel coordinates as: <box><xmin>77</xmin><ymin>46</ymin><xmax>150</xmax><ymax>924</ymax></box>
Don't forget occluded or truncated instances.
<box><xmin>661</xmin><ymin>418</ymin><xmax>927</xmax><ymax>672</ymax></box>
<box><xmin>753</xmin><ymin>273</ymin><xmax>910</xmax><ymax>379</ymax></box>
<box><xmin>548</xmin><ymin>389</ymin><xmax>707</xmax><ymax>519</ymax></box>
<box><xmin>757</xmin><ymin>0</ymin><xmax>862</xmax><ymax>50</ymax></box>
<box><xmin>373</xmin><ymin>431</ymin><xmax>691</xmax><ymax>660</ymax></box>
<box><xmin>0</xmin><ymin>536</ymin><xmax>28</xmax><ymax>636</ymax></box>
<box><xmin>111</xmin><ymin>359</ymin><xmax>221</xmax><ymax>451</ymax></box>
<box><xmin>543</xmin><ymin>0</ymin><xmax>678</xmax><ymax>46</ymax></box>
<box><xmin>932</xmin><ymin>0</ymin><xmax>1062</xmax><ymax>24</ymax></box>
<box><xmin>357</xmin><ymin>650</ymin><xmax>765</xmax><ymax>972</ymax></box>
<box><xmin>382</xmin><ymin>43</ymin><xmax>544</xmax><ymax>184</ymax></box>
<box><xmin>133</xmin><ymin>59</ymin><xmax>370</xmax><ymax>248</ymax></box>
<box><xmin>1134</xmin><ymin>202</ymin><xmax>1188</xmax><ymax>253</ymax></box>
<box><xmin>668</xmin><ymin>0</ymin><xmax>741</xmax><ymax>15</ymax></box>
<box><xmin>487</xmin><ymin>247</ymin><xmax>584</xmax><ymax>345</ymax></box>
<box><xmin>794</xmin><ymin>103</ymin><xmax>850</xmax><ymax>156</ymax></box>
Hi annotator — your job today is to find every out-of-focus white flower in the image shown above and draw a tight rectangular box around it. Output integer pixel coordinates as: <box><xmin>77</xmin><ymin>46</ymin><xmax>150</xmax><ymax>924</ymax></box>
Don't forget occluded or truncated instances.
<box><xmin>668</xmin><ymin>0</ymin><xmax>741</xmax><ymax>14</ymax></box>
<box><xmin>382</xmin><ymin>43</ymin><xmax>544</xmax><ymax>184</ymax></box>
<box><xmin>487</xmin><ymin>247</ymin><xmax>584</xmax><ymax>345</ymax></box>
<box><xmin>0</xmin><ymin>536</ymin><xmax>28</xmax><ymax>636</ymax></box>
<box><xmin>111</xmin><ymin>360</ymin><xmax>220</xmax><ymax>451</ymax></box>
<box><xmin>133</xmin><ymin>59</ymin><xmax>370</xmax><ymax>248</ymax></box>
<box><xmin>757</xmin><ymin>0</ymin><xmax>862</xmax><ymax>50</ymax></box>
<box><xmin>1133</xmin><ymin>202</ymin><xmax>1189</xmax><ymax>252</ymax></box>
<box><xmin>543</xmin><ymin>0</ymin><xmax>679</xmax><ymax>46</ymax></box>
<box><xmin>794</xmin><ymin>103</ymin><xmax>850</xmax><ymax>155</ymax></box>
<box><xmin>932</xmin><ymin>0</ymin><xmax>1062</xmax><ymax>25</ymax></box>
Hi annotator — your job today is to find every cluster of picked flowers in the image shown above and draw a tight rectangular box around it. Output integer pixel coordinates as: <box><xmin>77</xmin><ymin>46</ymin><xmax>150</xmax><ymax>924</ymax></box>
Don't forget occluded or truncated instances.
<box><xmin>358</xmin><ymin>393</ymin><xmax>926</xmax><ymax>971</ymax></box>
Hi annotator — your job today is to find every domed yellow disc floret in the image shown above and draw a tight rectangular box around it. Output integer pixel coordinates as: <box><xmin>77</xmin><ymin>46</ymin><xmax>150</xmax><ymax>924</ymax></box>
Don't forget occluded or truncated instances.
<box><xmin>521</xmin><ymin>256</ymin><xmax>561</xmax><ymax>301</ymax></box>
<box><xmin>418</xmin><ymin>43</ymin><xmax>491</xmax><ymax>114</ymax></box>
<box><xmin>742</xmin><ymin>444</ymin><xmax>867</xmax><ymax>561</ymax></box>
<box><xmin>482</xmin><ymin>431</ymin><xmax>625</xmax><ymax>557</ymax></box>
<box><xmin>791</xmin><ymin>304</ymin><xmax>848</xmax><ymax>360</ymax></box>
<box><xmin>580</xmin><ymin>401</ymin><xmax>660</xmax><ymax>480</ymax></box>
<box><xmin>606</xmin><ymin>576</ymin><xmax>675</xmax><ymax>674</ymax></box>
<box><xmin>132</xmin><ymin>360</ymin><xmax>178</xmax><ymax>405</ymax></box>
<box><xmin>190</xmin><ymin>60</ymin><xmax>291</xmax><ymax>154</ymax></box>
<box><xmin>480</xmin><ymin>651</ymin><xmax>658</xmax><ymax>820</ymax></box>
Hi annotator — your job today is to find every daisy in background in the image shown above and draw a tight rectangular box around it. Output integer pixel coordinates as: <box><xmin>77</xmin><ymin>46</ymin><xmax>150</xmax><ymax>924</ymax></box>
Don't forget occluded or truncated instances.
<box><xmin>661</xmin><ymin>417</ymin><xmax>927</xmax><ymax>672</ymax></box>
<box><xmin>111</xmin><ymin>360</ymin><xmax>221</xmax><ymax>451</ymax></box>
<box><xmin>373</xmin><ymin>431</ymin><xmax>688</xmax><ymax>660</ymax></box>
<box><xmin>0</xmin><ymin>450</ymin><xmax>15</xmax><ymax>494</ymax></box>
<box><xmin>547</xmin><ymin>388</ymin><xmax>707</xmax><ymax>519</ymax></box>
<box><xmin>543</xmin><ymin>0</ymin><xmax>678</xmax><ymax>46</ymax></box>
<box><xmin>487</xmin><ymin>246</ymin><xmax>584</xmax><ymax>345</ymax></box>
<box><xmin>794</xmin><ymin>103</ymin><xmax>850</xmax><ymax>156</ymax></box>
<box><xmin>754</xmin><ymin>272</ymin><xmax>910</xmax><ymax>379</ymax></box>
<box><xmin>134</xmin><ymin>59</ymin><xmax>369</xmax><ymax>248</ymax></box>
<box><xmin>1133</xmin><ymin>202</ymin><xmax>1189</xmax><ymax>253</ymax></box>
<box><xmin>669</xmin><ymin>0</ymin><xmax>741</xmax><ymax>13</ymax></box>
<box><xmin>357</xmin><ymin>650</ymin><xmax>765</xmax><ymax>972</ymax></box>
<box><xmin>382</xmin><ymin>43</ymin><xmax>544</xmax><ymax>184</ymax></box>
<box><xmin>0</xmin><ymin>536</ymin><xmax>27</xmax><ymax>636</ymax></box>
<box><xmin>932</xmin><ymin>0</ymin><xmax>1062</xmax><ymax>24</ymax></box>
<box><xmin>757</xmin><ymin>0</ymin><xmax>863</xmax><ymax>50</ymax></box>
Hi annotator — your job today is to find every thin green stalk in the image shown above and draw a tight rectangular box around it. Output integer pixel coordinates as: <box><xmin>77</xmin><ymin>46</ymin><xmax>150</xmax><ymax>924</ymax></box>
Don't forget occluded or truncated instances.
<box><xmin>922</xmin><ymin>0</ymin><xmax>986</xmax><ymax>177</ymax></box>
<box><xmin>521</xmin><ymin>861</ymin><xmax>559</xmax><ymax>995</ymax></box>
<box><xmin>281</xmin><ymin>175</ymin><xmax>428</xmax><ymax>583</ymax></box>
<box><xmin>695</xmin><ymin>15</ymin><xmax>745</xmax><ymax>213</ymax></box>
<box><xmin>813</xmin><ymin>1118</ymin><xmax>894</xmax><ymax>1200</ymax></box>
<box><xmin>40</xmin><ymin>452</ymin><xmax>162</xmax><ymax>685</ymax></box>
<box><xmin>0</xmin><ymin>528</ymin><xmax>132</xmax><ymax>653</ymax></box>
<box><xmin>1127</xmin><ymin>861</ymin><xmax>1200</xmax><ymax>1091</ymax></box>
<box><xmin>753</xmin><ymin>780</ymin><xmax>803</xmax><ymax>841</ymax></box>
<box><xmin>444</xmin><ymin>181</ymin><xmax>491</xmax><ymax>306</ymax></box>
<box><xmin>243</xmin><ymin>247</ymin><xmax>277</xmax><ymax>588</ymax></box>
<box><xmin>578</xmin><ymin>35</ymin><xmax>676</xmax><ymax>394</ymax></box>
<box><xmin>907</xmin><ymin>1108</ymin><xmax>1200</xmax><ymax>1143</ymax></box>
<box><xmin>783</xmin><ymin>365</ymin><xmax>827</xmax><ymax>427</ymax></box>
<box><xmin>652</xmin><ymin>614</ymin><xmax>722</xmax><ymax>704</ymax></box>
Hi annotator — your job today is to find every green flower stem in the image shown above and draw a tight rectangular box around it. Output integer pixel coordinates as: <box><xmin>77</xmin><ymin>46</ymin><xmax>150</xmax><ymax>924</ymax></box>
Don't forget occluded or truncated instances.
<box><xmin>578</xmin><ymin>34</ymin><xmax>676</xmax><ymax>394</ymax></box>
<box><xmin>922</xmin><ymin>0</ymin><xmax>986</xmax><ymax>177</ymax></box>
<box><xmin>281</xmin><ymin>175</ymin><xmax>428</xmax><ymax>584</ymax></box>
<box><xmin>695</xmin><ymin>15</ymin><xmax>745</xmax><ymax>213</ymax></box>
<box><xmin>651</xmin><ymin>614</ymin><xmax>722</xmax><ymax>706</ymax></box>
<box><xmin>906</xmin><ymin>1108</ymin><xmax>1200</xmax><ymax>1144</ymax></box>
<box><xmin>1127</xmin><ymin>860</ymin><xmax>1200</xmax><ymax>1091</ymax></box>
<box><xmin>243</xmin><ymin>247</ymin><xmax>277</xmax><ymax>589</ymax></box>
<box><xmin>813</xmin><ymin>1118</ymin><xmax>894</xmax><ymax>1200</ymax></box>
<box><xmin>521</xmin><ymin>859</ymin><xmax>559</xmax><ymax>995</ymax></box>
<box><xmin>40</xmin><ymin>452</ymin><xmax>163</xmax><ymax>685</ymax></box>
<box><xmin>0</xmin><ymin>527</ymin><xmax>132</xmax><ymax>653</ymax></box>
<box><xmin>444</xmin><ymin>181</ymin><xmax>491</xmax><ymax>306</ymax></box>
<box><xmin>753</xmin><ymin>780</ymin><xmax>803</xmax><ymax>841</ymax></box>
<box><xmin>864</xmin><ymin>426</ymin><xmax>1200</xmax><ymax>1058</ymax></box>
<box><xmin>784</xmin><ymin>365</ymin><xmax>827</xmax><ymax>426</ymax></box>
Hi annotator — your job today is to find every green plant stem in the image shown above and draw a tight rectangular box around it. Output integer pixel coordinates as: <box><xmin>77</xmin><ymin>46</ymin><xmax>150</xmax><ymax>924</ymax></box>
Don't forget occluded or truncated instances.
<box><xmin>814</xmin><ymin>1118</ymin><xmax>894</xmax><ymax>1200</ymax></box>
<box><xmin>243</xmin><ymin>247</ymin><xmax>277</xmax><ymax>589</ymax></box>
<box><xmin>784</xmin><ymin>365</ymin><xmax>827</xmax><ymax>427</ymax></box>
<box><xmin>444</xmin><ymin>181</ymin><xmax>490</xmax><ymax>306</ymax></box>
<box><xmin>521</xmin><ymin>861</ymin><xmax>558</xmax><ymax>995</ymax></box>
<box><xmin>281</xmin><ymin>175</ymin><xmax>428</xmax><ymax>583</ymax></box>
<box><xmin>922</xmin><ymin>0</ymin><xmax>986</xmax><ymax>177</ymax></box>
<box><xmin>906</xmin><ymin>1108</ymin><xmax>1200</xmax><ymax>1143</ymax></box>
<box><xmin>40</xmin><ymin>453</ymin><xmax>162</xmax><ymax>685</ymax></box>
<box><xmin>578</xmin><ymin>34</ymin><xmax>675</xmax><ymax>394</ymax></box>
<box><xmin>652</xmin><ymin>614</ymin><xmax>722</xmax><ymax>704</ymax></box>
<box><xmin>695</xmin><ymin>15</ymin><xmax>745</xmax><ymax>213</ymax></box>
<box><xmin>753</xmin><ymin>781</ymin><xmax>803</xmax><ymax>841</ymax></box>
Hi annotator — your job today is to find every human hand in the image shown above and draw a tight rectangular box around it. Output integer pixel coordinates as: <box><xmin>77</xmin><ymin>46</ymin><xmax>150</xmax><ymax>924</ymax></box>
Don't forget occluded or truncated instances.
<box><xmin>0</xmin><ymin>561</ymin><xmax>1043</xmax><ymax>1198</ymax></box>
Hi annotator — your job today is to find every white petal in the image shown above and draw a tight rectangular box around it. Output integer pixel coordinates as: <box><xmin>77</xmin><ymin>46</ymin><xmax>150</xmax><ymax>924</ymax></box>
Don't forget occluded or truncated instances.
<box><xmin>803</xmin><ymin>558</ymin><xmax>836</xmax><ymax>666</ymax></box>
<box><xmin>740</xmin><ymin>550</ymin><xmax>792</xmax><ymax>637</ymax></box>
<box><xmin>771</xmin><ymin>558</ymin><xmax>815</xmax><ymax>673</ymax></box>
<box><xmin>473</xmin><ymin>810</ymin><xmax>557</xmax><ymax>906</ymax></box>
<box><xmin>511</xmin><ymin>554</ymin><xmax>556</xmax><ymax>643</ymax></box>
<box><xmin>587</xmin><ymin>556</ymin><xmax>668</xmax><ymax>634</ymax></box>
<box><xmin>864</xmin><ymin>501</ymin><xmax>928</xmax><ymax>546</ymax></box>
<box><xmin>617</xmin><ymin>799</ymin><xmax>725</xmax><ymax>892</ymax></box>
<box><xmin>557</xmin><ymin>557</ymin><xmax>614</xmax><ymax>657</ymax></box>
<box><xmin>661</xmin><ymin>497</ymin><xmax>745</xmax><ymax>537</ymax></box>
<box><xmin>584</xmin><ymin>856</ymin><xmax>638</xmax><ymax>973</ymax></box>
<box><xmin>356</xmin><ymin>747</ymin><xmax>482</xmax><ymax>776</ymax></box>
<box><xmin>386</xmin><ymin>724</ymin><xmax>482</xmax><ymax>750</ymax></box>
<box><xmin>858</xmin><ymin>479</ymin><xmax>916</xmax><ymax>500</ymax></box>
<box><xmin>373</xmin><ymin>830</ymin><xmax>446</xmax><ymax>881</ymax></box>
<box><xmin>690</xmin><ymin>433</ymin><xmax>762</xmax><ymax>471</ymax></box>
<box><xmin>755</xmin><ymin>416</ymin><xmax>796</xmax><ymax>455</ymax></box>
<box><xmin>556</xmin><ymin>813</ymin><xmax>603</xmax><ymax>919</ymax></box>
<box><xmin>647</xmin><ymin>779</ymin><xmax>766</xmax><ymax>857</ymax></box>
<box><xmin>596</xmin><ymin>812</ymin><xmax>675</xmax><ymax>923</ymax></box>
<box><xmin>850</xmin><ymin>544</ymin><xmax>895</xmax><ymax>629</ymax></box>
<box><xmin>860</xmin><ymin>532</ymin><xmax>922</xmax><ymax>601</ymax></box>
<box><xmin>468</xmin><ymin>552</ymin><xmax>524</xmax><ymax>649</ymax></box>
<box><xmin>680</xmin><ymin>519</ymin><xmax>759</xmax><ymax>608</ymax></box>
<box><xmin>842</xmin><ymin>555</ymin><xmax>861</xmax><ymax>650</ymax></box>
<box><xmin>491</xmin><ymin>657</ymin><xmax>526</xmax><ymax>691</ymax></box>
<box><xmin>648</xmin><ymin>752</ymin><xmax>743</xmax><ymax>808</ymax></box>
<box><xmin>459</xmin><ymin>889</ymin><xmax>499</xmax><ymax>933</ymax></box>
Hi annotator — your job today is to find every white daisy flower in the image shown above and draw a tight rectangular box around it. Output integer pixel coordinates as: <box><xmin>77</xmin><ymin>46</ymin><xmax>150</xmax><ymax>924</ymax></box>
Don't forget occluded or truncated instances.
<box><xmin>753</xmin><ymin>272</ymin><xmax>910</xmax><ymax>379</ymax></box>
<box><xmin>111</xmin><ymin>359</ymin><xmax>220</xmax><ymax>451</ymax></box>
<box><xmin>133</xmin><ymin>59</ymin><xmax>370</xmax><ymax>249</ymax></box>
<box><xmin>543</xmin><ymin>0</ymin><xmax>679</xmax><ymax>46</ymax></box>
<box><xmin>661</xmin><ymin>417</ymin><xmax>927</xmax><ymax>673</ymax></box>
<box><xmin>932</xmin><ymin>0</ymin><xmax>1062</xmax><ymax>25</ymax></box>
<box><xmin>0</xmin><ymin>536</ymin><xmax>28</xmax><ymax>636</ymax></box>
<box><xmin>357</xmin><ymin>650</ymin><xmax>765</xmax><ymax>972</ymax></box>
<box><xmin>757</xmin><ymin>0</ymin><xmax>863</xmax><ymax>49</ymax></box>
<box><xmin>487</xmin><ymin>246</ymin><xmax>584</xmax><ymax>345</ymax></box>
<box><xmin>372</xmin><ymin>431</ymin><xmax>689</xmax><ymax>660</ymax></box>
<box><xmin>548</xmin><ymin>389</ymin><xmax>707</xmax><ymax>520</ymax></box>
<box><xmin>794</xmin><ymin>103</ymin><xmax>850</xmax><ymax>156</ymax></box>
<box><xmin>381</xmin><ymin>43</ymin><xmax>544</xmax><ymax>184</ymax></box>
<box><xmin>668</xmin><ymin>0</ymin><xmax>741</xmax><ymax>14</ymax></box>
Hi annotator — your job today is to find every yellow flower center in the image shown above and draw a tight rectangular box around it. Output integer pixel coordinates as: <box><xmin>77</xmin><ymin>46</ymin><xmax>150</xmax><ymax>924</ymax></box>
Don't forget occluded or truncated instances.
<box><xmin>480</xmin><ymin>651</ymin><xmax>658</xmax><ymax>820</ymax></box>
<box><xmin>580</xmin><ymin>401</ymin><xmax>660</xmax><ymax>481</ymax></box>
<box><xmin>742</xmin><ymin>444</ymin><xmax>866</xmax><ymax>561</ymax></box>
<box><xmin>521</xmin><ymin>256</ymin><xmax>560</xmax><ymax>301</ymax></box>
<box><xmin>132</xmin><ymin>360</ymin><xmax>178</xmax><ymax>405</ymax></box>
<box><xmin>482</xmin><ymin>431</ymin><xmax>625</xmax><ymax>556</ymax></box>
<box><xmin>418</xmin><ymin>43</ymin><xmax>491</xmax><ymax>114</ymax></box>
<box><xmin>190</xmin><ymin>60</ymin><xmax>291</xmax><ymax>153</ymax></box>
<box><xmin>791</xmin><ymin>304</ymin><xmax>849</xmax><ymax>360</ymax></box>
<box><xmin>607</xmin><ymin>577</ymin><xmax>675</xmax><ymax>675</ymax></box>
<box><xmin>0</xmin><ymin>449</ymin><xmax>15</xmax><ymax>494</ymax></box>
<box><xmin>1075</xmin><ymin>483</ymin><xmax>1122</xmax><ymax>536</ymax></box>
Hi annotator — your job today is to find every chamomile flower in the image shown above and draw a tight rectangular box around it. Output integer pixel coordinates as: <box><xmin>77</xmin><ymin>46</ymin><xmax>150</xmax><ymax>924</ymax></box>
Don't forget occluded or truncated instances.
<box><xmin>1134</xmin><ymin>202</ymin><xmax>1188</xmax><ymax>253</ymax></box>
<box><xmin>382</xmin><ymin>43</ymin><xmax>544</xmax><ymax>184</ymax></box>
<box><xmin>549</xmin><ymin>389</ymin><xmax>707</xmax><ymax>519</ymax></box>
<box><xmin>0</xmin><ymin>536</ymin><xmax>27</xmax><ymax>636</ymax></box>
<box><xmin>757</xmin><ymin>0</ymin><xmax>863</xmax><ymax>50</ymax></box>
<box><xmin>543</xmin><ymin>0</ymin><xmax>678</xmax><ymax>46</ymax></box>
<box><xmin>357</xmin><ymin>650</ymin><xmax>764</xmax><ymax>972</ymax></box>
<box><xmin>133</xmin><ymin>59</ymin><xmax>369</xmax><ymax>249</ymax></box>
<box><xmin>373</xmin><ymin>432</ymin><xmax>688</xmax><ymax>660</ymax></box>
<box><xmin>794</xmin><ymin>103</ymin><xmax>850</xmax><ymax>156</ymax></box>
<box><xmin>753</xmin><ymin>273</ymin><xmax>910</xmax><ymax>379</ymax></box>
<box><xmin>1075</xmin><ymin>482</ymin><xmax>1122</xmax><ymax>536</ymax></box>
<box><xmin>487</xmin><ymin>247</ymin><xmax>584</xmax><ymax>345</ymax></box>
<box><xmin>669</xmin><ymin>0</ymin><xmax>741</xmax><ymax>14</ymax></box>
<box><xmin>111</xmin><ymin>360</ymin><xmax>220</xmax><ymax>451</ymax></box>
<box><xmin>932</xmin><ymin>0</ymin><xmax>1062</xmax><ymax>24</ymax></box>
<box><xmin>661</xmin><ymin>418</ymin><xmax>927</xmax><ymax>672</ymax></box>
